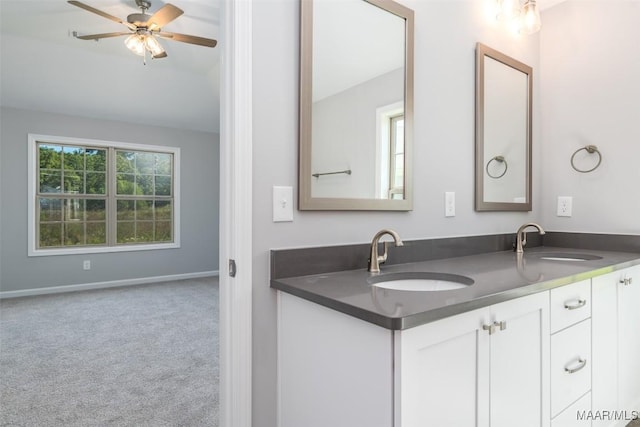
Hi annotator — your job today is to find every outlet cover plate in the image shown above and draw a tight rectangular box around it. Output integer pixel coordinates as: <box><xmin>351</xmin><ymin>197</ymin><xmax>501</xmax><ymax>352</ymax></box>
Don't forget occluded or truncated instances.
<box><xmin>557</xmin><ymin>196</ymin><xmax>572</xmax><ymax>217</ymax></box>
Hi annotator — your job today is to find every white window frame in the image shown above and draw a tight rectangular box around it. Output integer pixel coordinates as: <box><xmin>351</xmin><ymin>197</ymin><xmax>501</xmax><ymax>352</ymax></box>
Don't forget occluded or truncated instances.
<box><xmin>375</xmin><ymin>101</ymin><xmax>404</xmax><ymax>199</ymax></box>
<box><xmin>27</xmin><ymin>134</ymin><xmax>181</xmax><ymax>257</ymax></box>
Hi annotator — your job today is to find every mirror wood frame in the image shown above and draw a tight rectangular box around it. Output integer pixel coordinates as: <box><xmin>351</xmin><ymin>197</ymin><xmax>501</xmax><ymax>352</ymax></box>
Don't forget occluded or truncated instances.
<box><xmin>298</xmin><ymin>0</ymin><xmax>414</xmax><ymax>211</ymax></box>
<box><xmin>475</xmin><ymin>43</ymin><xmax>533</xmax><ymax>212</ymax></box>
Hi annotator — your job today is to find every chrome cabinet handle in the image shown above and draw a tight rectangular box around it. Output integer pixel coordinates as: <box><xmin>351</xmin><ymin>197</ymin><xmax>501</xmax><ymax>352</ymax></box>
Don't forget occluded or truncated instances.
<box><xmin>620</xmin><ymin>277</ymin><xmax>633</xmax><ymax>286</ymax></box>
<box><xmin>483</xmin><ymin>323</ymin><xmax>496</xmax><ymax>335</ymax></box>
<box><xmin>565</xmin><ymin>357</ymin><xmax>587</xmax><ymax>374</ymax></box>
<box><xmin>495</xmin><ymin>320</ymin><xmax>507</xmax><ymax>331</ymax></box>
<box><xmin>564</xmin><ymin>299</ymin><xmax>587</xmax><ymax>310</ymax></box>
<box><xmin>482</xmin><ymin>321</ymin><xmax>507</xmax><ymax>335</ymax></box>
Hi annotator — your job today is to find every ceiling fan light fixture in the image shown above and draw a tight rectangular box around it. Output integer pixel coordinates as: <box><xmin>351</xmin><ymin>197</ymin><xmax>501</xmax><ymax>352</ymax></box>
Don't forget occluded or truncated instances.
<box><xmin>125</xmin><ymin>34</ymin><xmax>145</xmax><ymax>56</ymax></box>
<box><xmin>144</xmin><ymin>35</ymin><xmax>165</xmax><ymax>57</ymax></box>
<box><xmin>68</xmin><ymin>1</ymin><xmax>218</xmax><ymax>62</ymax></box>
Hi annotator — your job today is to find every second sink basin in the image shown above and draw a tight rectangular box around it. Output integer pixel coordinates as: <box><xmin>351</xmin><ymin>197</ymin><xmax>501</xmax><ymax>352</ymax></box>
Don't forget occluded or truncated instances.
<box><xmin>533</xmin><ymin>252</ymin><xmax>603</xmax><ymax>262</ymax></box>
<box><xmin>369</xmin><ymin>272</ymin><xmax>474</xmax><ymax>292</ymax></box>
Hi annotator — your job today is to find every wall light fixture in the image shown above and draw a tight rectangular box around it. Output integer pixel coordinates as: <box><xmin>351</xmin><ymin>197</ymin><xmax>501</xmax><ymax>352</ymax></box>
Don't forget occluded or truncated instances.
<box><xmin>486</xmin><ymin>0</ymin><xmax>542</xmax><ymax>35</ymax></box>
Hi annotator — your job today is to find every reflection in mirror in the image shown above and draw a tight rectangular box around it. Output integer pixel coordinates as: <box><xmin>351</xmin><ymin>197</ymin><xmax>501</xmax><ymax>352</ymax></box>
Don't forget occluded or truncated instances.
<box><xmin>299</xmin><ymin>0</ymin><xmax>414</xmax><ymax>210</ymax></box>
<box><xmin>475</xmin><ymin>43</ymin><xmax>532</xmax><ymax>211</ymax></box>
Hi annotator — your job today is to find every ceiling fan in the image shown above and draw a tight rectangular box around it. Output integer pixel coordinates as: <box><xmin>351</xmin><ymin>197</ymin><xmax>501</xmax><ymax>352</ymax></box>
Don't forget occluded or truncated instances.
<box><xmin>68</xmin><ymin>0</ymin><xmax>217</xmax><ymax>61</ymax></box>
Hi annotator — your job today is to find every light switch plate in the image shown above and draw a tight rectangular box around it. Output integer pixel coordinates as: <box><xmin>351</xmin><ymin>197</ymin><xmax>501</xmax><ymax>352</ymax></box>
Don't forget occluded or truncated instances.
<box><xmin>273</xmin><ymin>186</ymin><xmax>294</xmax><ymax>222</ymax></box>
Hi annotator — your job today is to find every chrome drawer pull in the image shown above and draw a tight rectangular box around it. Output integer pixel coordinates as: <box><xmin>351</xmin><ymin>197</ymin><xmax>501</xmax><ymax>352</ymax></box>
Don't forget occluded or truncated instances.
<box><xmin>565</xmin><ymin>357</ymin><xmax>587</xmax><ymax>374</ymax></box>
<box><xmin>564</xmin><ymin>299</ymin><xmax>587</xmax><ymax>310</ymax></box>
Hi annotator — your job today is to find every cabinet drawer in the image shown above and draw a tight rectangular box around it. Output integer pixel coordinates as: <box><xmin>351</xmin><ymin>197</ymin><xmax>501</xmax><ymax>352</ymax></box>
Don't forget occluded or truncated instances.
<box><xmin>550</xmin><ymin>279</ymin><xmax>591</xmax><ymax>333</ymax></box>
<box><xmin>551</xmin><ymin>318</ymin><xmax>591</xmax><ymax>417</ymax></box>
<box><xmin>551</xmin><ymin>391</ymin><xmax>591</xmax><ymax>427</ymax></box>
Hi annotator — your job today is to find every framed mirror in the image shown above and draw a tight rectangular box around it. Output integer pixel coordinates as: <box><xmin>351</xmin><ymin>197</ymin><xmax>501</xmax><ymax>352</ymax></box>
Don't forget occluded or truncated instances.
<box><xmin>299</xmin><ymin>0</ymin><xmax>414</xmax><ymax>211</ymax></box>
<box><xmin>475</xmin><ymin>43</ymin><xmax>532</xmax><ymax>211</ymax></box>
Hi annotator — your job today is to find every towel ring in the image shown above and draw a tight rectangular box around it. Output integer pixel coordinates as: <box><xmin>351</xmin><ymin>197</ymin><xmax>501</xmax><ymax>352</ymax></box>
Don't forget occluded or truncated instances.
<box><xmin>486</xmin><ymin>156</ymin><xmax>508</xmax><ymax>179</ymax></box>
<box><xmin>571</xmin><ymin>145</ymin><xmax>602</xmax><ymax>173</ymax></box>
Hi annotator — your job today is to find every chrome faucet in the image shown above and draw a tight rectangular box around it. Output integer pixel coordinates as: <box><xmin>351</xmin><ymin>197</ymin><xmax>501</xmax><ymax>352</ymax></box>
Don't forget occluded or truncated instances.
<box><xmin>515</xmin><ymin>222</ymin><xmax>545</xmax><ymax>253</ymax></box>
<box><xmin>368</xmin><ymin>229</ymin><xmax>404</xmax><ymax>273</ymax></box>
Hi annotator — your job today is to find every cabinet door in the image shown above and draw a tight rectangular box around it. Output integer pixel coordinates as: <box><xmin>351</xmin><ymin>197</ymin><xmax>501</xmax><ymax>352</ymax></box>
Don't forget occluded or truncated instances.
<box><xmin>489</xmin><ymin>292</ymin><xmax>550</xmax><ymax>427</ymax></box>
<box><xmin>395</xmin><ymin>307</ymin><xmax>491</xmax><ymax>427</ymax></box>
<box><xmin>592</xmin><ymin>272</ymin><xmax>618</xmax><ymax>427</ymax></box>
<box><xmin>618</xmin><ymin>265</ymin><xmax>640</xmax><ymax>412</ymax></box>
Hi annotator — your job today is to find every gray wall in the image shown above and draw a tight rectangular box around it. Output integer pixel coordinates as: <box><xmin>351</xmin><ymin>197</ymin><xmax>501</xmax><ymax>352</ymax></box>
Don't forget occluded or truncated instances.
<box><xmin>539</xmin><ymin>1</ymin><xmax>640</xmax><ymax>233</ymax></box>
<box><xmin>0</xmin><ymin>107</ymin><xmax>219</xmax><ymax>292</ymax></box>
<box><xmin>252</xmin><ymin>0</ymin><xmax>541</xmax><ymax>425</ymax></box>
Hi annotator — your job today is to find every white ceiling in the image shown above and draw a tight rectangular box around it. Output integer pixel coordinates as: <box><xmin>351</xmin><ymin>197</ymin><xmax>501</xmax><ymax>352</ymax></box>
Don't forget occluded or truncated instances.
<box><xmin>0</xmin><ymin>0</ymin><xmax>220</xmax><ymax>133</ymax></box>
<box><xmin>0</xmin><ymin>0</ymin><xmax>568</xmax><ymax>135</ymax></box>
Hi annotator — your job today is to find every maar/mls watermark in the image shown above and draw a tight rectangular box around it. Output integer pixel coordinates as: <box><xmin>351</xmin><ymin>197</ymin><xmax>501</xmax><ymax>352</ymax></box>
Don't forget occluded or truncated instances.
<box><xmin>577</xmin><ymin>410</ymin><xmax>639</xmax><ymax>421</ymax></box>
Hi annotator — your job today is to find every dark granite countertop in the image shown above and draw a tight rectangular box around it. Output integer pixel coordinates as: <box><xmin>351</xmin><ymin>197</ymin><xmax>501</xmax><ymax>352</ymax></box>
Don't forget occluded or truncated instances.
<box><xmin>271</xmin><ymin>246</ymin><xmax>640</xmax><ymax>330</ymax></box>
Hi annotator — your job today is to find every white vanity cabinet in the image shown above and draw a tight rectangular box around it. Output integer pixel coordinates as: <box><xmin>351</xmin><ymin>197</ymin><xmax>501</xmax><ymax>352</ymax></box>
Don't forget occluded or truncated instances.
<box><xmin>592</xmin><ymin>266</ymin><xmax>640</xmax><ymax>427</ymax></box>
<box><xmin>395</xmin><ymin>292</ymin><xmax>550</xmax><ymax>427</ymax></box>
<box><xmin>277</xmin><ymin>292</ymin><xmax>393</xmax><ymax>427</ymax></box>
<box><xmin>277</xmin><ymin>291</ymin><xmax>550</xmax><ymax>427</ymax></box>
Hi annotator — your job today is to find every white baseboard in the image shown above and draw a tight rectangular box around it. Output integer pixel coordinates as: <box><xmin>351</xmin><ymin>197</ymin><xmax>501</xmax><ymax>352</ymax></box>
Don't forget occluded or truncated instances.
<box><xmin>0</xmin><ymin>271</ymin><xmax>219</xmax><ymax>299</ymax></box>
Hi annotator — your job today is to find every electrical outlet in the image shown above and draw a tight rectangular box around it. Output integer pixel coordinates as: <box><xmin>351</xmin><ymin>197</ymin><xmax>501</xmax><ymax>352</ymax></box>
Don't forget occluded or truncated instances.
<box><xmin>83</xmin><ymin>260</ymin><xmax>91</xmax><ymax>270</ymax></box>
<box><xmin>557</xmin><ymin>196</ymin><xmax>572</xmax><ymax>217</ymax></box>
<box><xmin>445</xmin><ymin>192</ymin><xmax>455</xmax><ymax>217</ymax></box>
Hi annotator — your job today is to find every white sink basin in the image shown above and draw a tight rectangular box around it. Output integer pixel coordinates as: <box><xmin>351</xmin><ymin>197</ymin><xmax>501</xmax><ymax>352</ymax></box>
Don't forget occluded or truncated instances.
<box><xmin>534</xmin><ymin>252</ymin><xmax>602</xmax><ymax>262</ymax></box>
<box><xmin>369</xmin><ymin>272</ymin><xmax>474</xmax><ymax>292</ymax></box>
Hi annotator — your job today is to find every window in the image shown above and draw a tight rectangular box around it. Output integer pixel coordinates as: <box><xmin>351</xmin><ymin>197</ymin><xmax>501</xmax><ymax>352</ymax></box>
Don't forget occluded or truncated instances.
<box><xmin>388</xmin><ymin>114</ymin><xmax>405</xmax><ymax>200</ymax></box>
<box><xmin>28</xmin><ymin>134</ymin><xmax>180</xmax><ymax>256</ymax></box>
<box><xmin>375</xmin><ymin>102</ymin><xmax>405</xmax><ymax>199</ymax></box>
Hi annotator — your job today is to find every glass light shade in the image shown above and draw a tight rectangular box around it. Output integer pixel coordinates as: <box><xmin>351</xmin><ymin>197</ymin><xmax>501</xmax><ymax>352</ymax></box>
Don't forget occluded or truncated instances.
<box><xmin>498</xmin><ymin>0</ymin><xmax>520</xmax><ymax>21</ymax></box>
<box><xmin>124</xmin><ymin>35</ymin><xmax>145</xmax><ymax>56</ymax></box>
<box><xmin>144</xmin><ymin>36</ymin><xmax>165</xmax><ymax>56</ymax></box>
<box><xmin>507</xmin><ymin>14</ymin><xmax>523</xmax><ymax>35</ymax></box>
<box><xmin>522</xmin><ymin>0</ymin><xmax>542</xmax><ymax>34</ymax></box>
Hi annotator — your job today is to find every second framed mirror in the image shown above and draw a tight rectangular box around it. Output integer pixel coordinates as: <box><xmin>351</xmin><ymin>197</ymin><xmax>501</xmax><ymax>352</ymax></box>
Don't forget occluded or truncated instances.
<box><xmin>475</xmin><ymin>43</ymin><xmax>532</xmax><ymax>212</ymax></box>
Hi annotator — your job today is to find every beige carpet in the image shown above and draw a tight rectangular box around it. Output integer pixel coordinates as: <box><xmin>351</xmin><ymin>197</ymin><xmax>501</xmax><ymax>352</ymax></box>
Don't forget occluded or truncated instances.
<box><xmin>1</xmin><ymin>277</ymin><xmax>219</xmax><ymax>426</ymax></box>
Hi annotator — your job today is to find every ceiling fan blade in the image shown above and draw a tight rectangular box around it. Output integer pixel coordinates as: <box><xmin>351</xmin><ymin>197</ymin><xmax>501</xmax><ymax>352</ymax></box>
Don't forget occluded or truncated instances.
<box><xmin>75</xmin><ymin>32</ymin><xmax>131</xmax><ymax>40</ymax></box>
<box><xmin>67</xmin><ymin>1</ymin><xmax>136</xmax><ymax>30</ymax></box>
<box><xmin>153</xmin><ymin>51</ymin><xmax>168</xmax><ymax>59</ymax></box>
<box><xmin>146</xmin><ymin>4</ymin><xmax>184</xmax><ymax>31</ymax></box>
<box><xmin>156</xmin><ymin>32</ymin><xmax>217</xmax><ymax>48</ymax></box>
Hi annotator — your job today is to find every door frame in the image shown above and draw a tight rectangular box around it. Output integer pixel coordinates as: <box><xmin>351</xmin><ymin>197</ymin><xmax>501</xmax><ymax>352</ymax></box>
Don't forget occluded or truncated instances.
<box><xmin>219</xmin><ymin>0</ymin><xmax>253</xmax><ymax>426</ymax></box>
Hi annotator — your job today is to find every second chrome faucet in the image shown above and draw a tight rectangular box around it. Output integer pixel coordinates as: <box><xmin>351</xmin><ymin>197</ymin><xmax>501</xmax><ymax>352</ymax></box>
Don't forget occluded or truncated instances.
<box><xmin>368</xmin><ymin>229</ymin><xmax>404</xmax><ymax>273</ymax></box>
<box><xmin>515</xmin><ymin>222</ymin><xmax>545</xmax><ymax>253</ymax></box>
